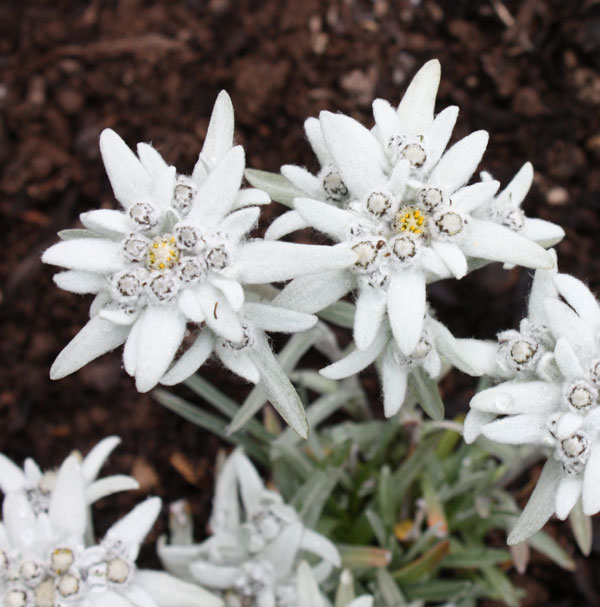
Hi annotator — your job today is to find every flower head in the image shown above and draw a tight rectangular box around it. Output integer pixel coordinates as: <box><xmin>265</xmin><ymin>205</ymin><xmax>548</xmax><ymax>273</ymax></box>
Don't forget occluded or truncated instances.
<box><xmin>159</xmin><ymin>450</ymin><xmax>340</xmax><ymax>606</ymax></box>
<box><xmin>467</xmin><ymin>272</ymin><xmax>600</xmax><ymax>542</ymax></box>
<box><xmin>43</xmin><ymin>92</ymin><xmax>356</xmax><ymax>436</ymax></box>
<box><xmin>0</xmin><ymin>455</ymin><xmax>221</xmax><ymax>607</ymax></box>
<box><xmin>259</xmin><ymin>60</ymin><xmax>556</xmax><ymax>362</ymax></box>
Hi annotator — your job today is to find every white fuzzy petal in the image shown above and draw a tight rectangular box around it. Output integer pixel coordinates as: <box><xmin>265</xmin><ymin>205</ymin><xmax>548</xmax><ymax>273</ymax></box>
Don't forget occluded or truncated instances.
<box><xmin>527</xmin><ymin>255</ymin><xmax>558</xmax><ymax>323</ymax></box>
<box><xmin>265</xmin><ymin>210</ymin><xmax>307</xmax><ymax>240</ymax></box>
<box><xmin>81</xmin><ymin>436</ymin><xmax>121</xmax><ymax>483</ymax></box>
<box><xmin>3</xmin><ymin>493</ymin><xmax>36</xmax><ymax>552</ymax></box>
<box><xmin>210</xmin><ymin>453</ymin><xmax>240</xmax><ymax>533</ymax></box>
<box><xmin>134</xmin><ymin>306</ymin><xmax>187</xmax><ymax>393</ymax></box>
<box><xmin>304</xmin><ymin>117</ymin><xmax>331</xmax><ymax>167</ymax></box>
<box><xmin>232</xmin><ymin>450</ymin><xmax>265</xmax><ymax>514</ymax></box>
<box><xmin>99</xmin><ymin>307</ymin><xmax>141</xmax><ymax>326</ymax></box>
<box><xmin>430</xmin><ymin>241</ymin><xmax>467</xmax><ymax>279</ymax></box>
<box><xmin>232</xmin><ymin>188</ymin><xmax>271</xmax><ymax>210</ymax></box>
<box><xmin>386</xmin><ymin>158</ymin><xmax>411</xmax><ymax>195</ymax></box>
<box><xmin>273</xmin><ymin>269</ymin><xmax>353</xmax><ymax>314</ymax></box>
<box><xmin>296</xmin><ymin>562</ymin><xmax>326</xmax><ymax>607</ymax></box>
<box><xmin>99</xmin><ymin>129</ymin><xmax>153</xmax><ymax>209</ymax></box>
<box><xmin>554</xmin><ymin>274</ymin><xmax>600</xmax><ymax>331</ymax></box>
<box><xmin>210</xmin><ymin>277</ymin><xmax>244</xmax><ymax>312</ymax></box>
<box><xmin>53</xmin><ymin>271</ymin><xmax>106</xmax><ymax>295</ymax></box>
<box><xmin>495</xmin><ymin>162</ymin><xmax>533</xmax><ymax>209</ymax></box>
<box><xmin>372</xmin><ymin>98</ymin><xmax>400</xmax><ymax>145</ymax></box>
<box><xmin>451</xmin><ymin>181</ymin><xmax>500</xmax><ymax>213</ymax></box>
<box><xmin>582</xmin><ymin>445</ymin><xmax>600</xmax><ymax>515</ymax></box>
<box><xmin>470</xmin><ymin>381</ymin><xmax>561</xmax><ymax>414</ymax></box>
<box><xmin>188</xmin><ymin>146</ymin><xmax>245</xmax><ymax>224</ymax></box>
<box><xmin>216</xmin><ymin>344</ymin><xmax>260</xmax><ymax>384</ymax></box>
<box><xmin>423</xmin><ymin>105</ymin><xmax>459</xmax><ymax>169</ymax></box>
<box><xmin>135</xmin><ymin>570</ymin><xmax>224</xmax><ymax>607</ymax></box>
<box><xmin>354</xmin><ymin>287</ymin><xmax>387</xmax><ymax>350</ymax></box>
<box><xmin>0</xmin><ymin>455</ymin><xmax>26</xmax><ymax>493</ymax></box>
<box><xmin>481</xmin><ymin>414</ymin><xmax>547</xmax><ymax>445</ymax></box>
<box><xmin>381</xmin><ymin>346</ymin><xmax>408</xmax><ymax>417</ymax></box>
<box><xmin>247</xmin><ymin>334</ymin><xmax>308</xmax><ymax>438</ymax></box>
<box><xmin>219</xmin><ymin>207</ymin><xmax>260</xmax><ymax>242</ymax></box>
<box><xmin>80</xmin><ymin>209</ymin><xmax>132</xmax><ymax>236</ymax></box>
<box><xmin>319</xmin><ymin>111</ymin><xmax>387</xmax><ymax>198</ymax></box>
<box><xmin>460</xmin><ymin>218</ymin><xmax>555</xmax><ymax>269</ymax></box>
<box><xmin>544</xmin><ymin>299</ymin><xmax>594</xmax><ymax>354</ymax></box>
<box><xmin>321</xmin><ymin>325</ymin><xmax>388</xmax><ymax>379</ymax></box>
<box><xmin>107</xmin><ymin>497</ymin><xmax>162</xmax><ymax>551</ymax></box>
<box><xmin>294</xmin><ymin>197</ymin><xmax>353</xmax><ymax>241</ymax></box>
<box><xmin>554</xmin><ymin>337</ymin><xmax>584</xmax><ymax>380</ymax></box>
<box><xmin>387</xmin><ymin>270</ymin><xmax>426</xmax><ymax>356</ymax></box>
<box><xmin>243</xmin><ymin>302</ymin><xmax>317</xmax><ymax>333</ymax></box>
<box><xmin>450</xmin><ymin>338</ymin><xmax>497</xmax><ymax>376</ymax></box>
<box><xmin>261</xmin><ymin>522</ymin><xmax>303</xmax><ymax>578</ymax></box>
<box><xmin>50</xmin><ymin>316</ymin><xmax>130</xmax><ymax>380</ymax></box>
<box><xmin>43</xmin><ymin>239</ymin><xmax>124</xmax><ymax>274</ymax></box>
<box><xmin>153</xmin><ymin>165</ymin><xmax>177</xmax><ymax>209</ymax></box>
<box><xmin>136</xmin><ymin>142</ymin><xmax>169</xmax><ymax>179</ymax></box>
<box><xmin>190</xmin><ymin>562</ymin><xmax>240</xmax><ymax>590</ymax></box>
<box><xmin>86</xmin><ymin>475</ymin><xmax>140</xmax><ymax>505</ymax></box>
<box><xmin>463</xmin><ymin>409</ymin><xmax>496</xmax><ymax>444</ymax></box>
<box><xmin>177</xmin><ymin>289</ymin><xmax>205</xmax><ymax>323</ymax></box>
<box><xmin>123</xmin><ymin>318</ymin><xmax>142</xmax><ymax>376</ymax></box>
<box><xmin>281</xmin><ymin>165</ymin><xmax>323</xmax><ymax>199</ymax></box>
<box><xmin>555</xmin><ymin>476</ymin><xmax>582</xmax><ymax>520</ymax></box>
<box><xmin>198</xmin><ymin>90</ymin><xmax>235</xmax><ymax>172</ymax></box>
<box><xmin>431</xmin><ymin>131</ymin><xmax>489</xmax><ymax>194</ymax></box>
<box><xmin>507</xmin><ymin>459</ymin><xmax>562</xmax><ymax>544</ymax></box>
<box><xmin>238</xmin><ymin>241</ymin><xmax>355</xmax><ymax>284</ymax></box>
<box><xmin>161</xmin><ymin>331</ymin><xmax>214</xmax><ymax>386</ymax></box>
<box><xmin>521</xmin><ymin>218</ymin><xmax>565</xmax><ymax>248</ymax></box>
<box><xmin>300</xmin><ymin>529</ymin><xmax>341</xmax><ymax>566</ymax></box>
<box><xmin>49</xmin><ymin>455</ymin><xmax>87</xmax><ymax>539</ymax></box>
<box><xmin>197</xmin><ymin>285</ymin><xmax>244</xmax><ymax>343</ymax></box>
<box><xmin>396</xmin><ymin>59</ymin><xmax>440</xmax><ymax>135</ymax></box>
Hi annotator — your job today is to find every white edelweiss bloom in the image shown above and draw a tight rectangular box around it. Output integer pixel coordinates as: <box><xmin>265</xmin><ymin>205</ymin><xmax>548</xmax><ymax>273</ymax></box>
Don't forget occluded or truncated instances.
<box><xmin>0</xmin><ymin>455</ymin><xmax>222</xmax><ymax>607</ymax></box>
<box><xmin>474</xmin><ymin>163</ymin><xmax>564</xmax><ymax>249</ymax></box>
<box><xmin>467</xmin><ymin>273</ymin><xmax>600</xmax><ymax>541</ymax></box>
<box><xmin>269</xmin><ymin>62</ymin><xmax>554</xmax><ymax>357</ymax></box>
<box><xmin>296</xmin><ymin>561</ymin><xmax>373</xmax><ymax>607</ymax></box>
<box><xmin>158</xmin><ymin>450</ymin><xmax>340</xmax><ymax>606</ymax></box>
<box><xmin>0</xmin><ymin>436</ymin><xmax>138</xmax><ymax>520</ymax></box>
<box><xmin>320</xmin><ymin>315</ymin><xmax>487</xmax><ymax>418</ymax></box>
<box><xmin>42</xmin><ymin>93</ymin><xmax>354</xmax><ymax>428</ymax></box>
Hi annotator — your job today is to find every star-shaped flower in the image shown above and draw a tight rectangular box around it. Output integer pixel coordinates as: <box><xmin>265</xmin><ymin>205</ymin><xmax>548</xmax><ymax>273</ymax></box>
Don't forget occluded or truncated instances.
<box><xmin>159</xmin><ymin>450</ymin><xmax>340</xmax><ymax>607</ymax></box>
<box><xmin>0</xmin><ymin>454</ymin><xmax>222</xmax><ymax>607</ymax></box>
<box><xmin>43</xmin><ymin>92</ymin><xmax>355</xmax><ymax>436</ymax></box>
<box><xmin>467</xmin><ymin>273</ymin><xmax>600</xmax><ymax>543</ymax></box>
<box><xmin>258</xmin><ymin>60</ymin><xmax>555</xmax><ymax>362</ymax></box>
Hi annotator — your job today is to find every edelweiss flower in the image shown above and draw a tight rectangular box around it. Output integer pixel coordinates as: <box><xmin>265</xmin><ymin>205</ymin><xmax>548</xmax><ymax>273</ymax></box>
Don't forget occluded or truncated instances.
<box><xmin>475</xmin><ymin>163</ymin><xmax>564</xmax><ymax>249</ymax></box>
<box><xmin>467</xmin><ymin>273</ymin><xmax>600</xmax><ymax>543</ymax></box>
<box><xmin>259</xmin><ymin>60</ymin><xmax>554</xmax><ymax>359</ymax></box>
<box><xmin>0</xmin><ymin>455</ymin><xmax>222</xmax><ymax>607</ymax></box>
<box><xmin>320</xmin><ymin>314</ymin><xmax>486</xmax><ymax>417</ymax></box>
<box><xmin>43</xmin><ymin>92</ymin><xmax>354</xmax><ymax>435</ymax></box>
<box><xmin>0</xmin><ymin>436</ymin><xmax>137</xmax><ymax>522</ymax></box>
<box><xmin>159</xmin><ymin>450</ymin><xmax>340</xmax><ymax>607</ymax></box>
<box><xmin>296</xmin><ymin>562</ymin><xmax>373</xmax><ymax>607</ymax></box>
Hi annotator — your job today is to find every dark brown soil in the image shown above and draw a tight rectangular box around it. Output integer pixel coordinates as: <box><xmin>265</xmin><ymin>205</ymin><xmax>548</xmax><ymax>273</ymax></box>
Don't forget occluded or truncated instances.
<box><xmin>1</xmin><ymin>1</ymin><xmax>600</xmax><ymax>604</ymax></box>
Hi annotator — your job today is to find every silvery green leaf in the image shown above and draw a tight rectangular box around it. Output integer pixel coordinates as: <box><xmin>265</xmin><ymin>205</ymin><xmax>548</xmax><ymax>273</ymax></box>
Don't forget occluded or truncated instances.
<box><xmin>568</xmin><ymin>499</ymin><xmax>593</xmax><ymax>556</ymax></box>
<box><xmin>244</xmin><ymin>168</ymin><xmax>303</xmax><ymax>207</ymax></box>
<box><xmin>407</xmin><ymin>367</ymin><xmax>444</xmax><ymax>420</ymax></box>
<box><xmin>376</xmin><ymin>569</ymin><xmax>408</xmax><ymax>607</ymax></box>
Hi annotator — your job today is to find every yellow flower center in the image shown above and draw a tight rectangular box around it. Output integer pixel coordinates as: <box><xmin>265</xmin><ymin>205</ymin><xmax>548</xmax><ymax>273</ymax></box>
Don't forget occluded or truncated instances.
<box><xmin>393</xmin><ymin>206</ymin><xmax>428</xmax><ymax>236</ymax></box>
<box><xmin>147</xmin><ymin>236</ymin><xmax>180</xmax><ymax>271</ymax></box>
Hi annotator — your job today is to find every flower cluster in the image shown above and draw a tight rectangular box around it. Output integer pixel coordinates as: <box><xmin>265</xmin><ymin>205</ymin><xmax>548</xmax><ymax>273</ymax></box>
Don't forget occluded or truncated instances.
<box><xmin>159</xmin><ymin>450</ymin><xmax>342</xmax><ymax>607</ymax></box>
<box><xmin>0</xmin><ymin>440</ymin><xmax>222</xmax><ymax>607</ymax></box>
<box><xmin>43</xmin><ymin>92</ymin><xmax>356</xmax><ymax>437</ymax></box>
<box><xmin>465</xmin><ymin>269</ymin><xmax>600</xmax><ymax>543</ymax></box>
